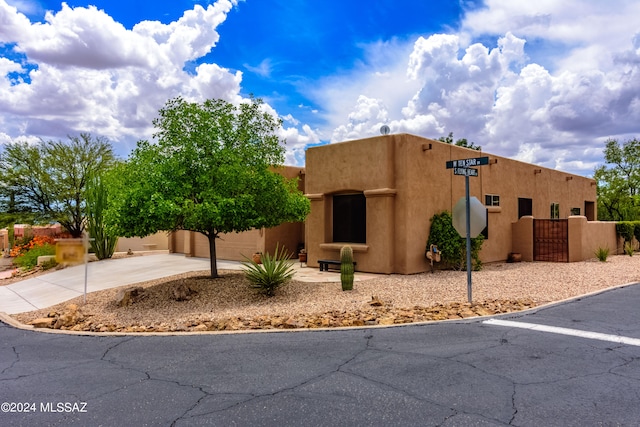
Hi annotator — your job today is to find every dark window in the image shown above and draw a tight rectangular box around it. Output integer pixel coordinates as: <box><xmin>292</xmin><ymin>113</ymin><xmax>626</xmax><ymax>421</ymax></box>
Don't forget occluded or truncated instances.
<box><xmin>333</xmin><ymin>193</ymin><xmax>366</xmax><ymax>243</ymax></box>
<box><xmin>550</xmin><ymin>203</ymin><xmax>560</xmax><ymax>219</ymax></box>
<box><xmin>481</xmin><ymin>208</ymin><xmax>489</xmax><ymax>239</ymax></box>
<box><xmin>518</xmin><ymin>198</ymin><xmax>532</xmax><ymax>218</ymax></box>
<box><xmin>570</xmin><ymin>207</ymin><xmax>581</xmax><ymax>216</ymax></box>
<box><xmin>485</xmin><ymin>194</ymin><xmax>500</xmax><ymax>206</ymax></box>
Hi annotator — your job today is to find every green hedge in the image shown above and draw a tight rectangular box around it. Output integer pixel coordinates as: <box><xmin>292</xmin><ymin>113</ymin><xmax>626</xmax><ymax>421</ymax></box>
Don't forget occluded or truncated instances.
<box><xmin>616</xmin><ymin>221</ymin><xmax>640</xmax><ymax>243</ymax></box>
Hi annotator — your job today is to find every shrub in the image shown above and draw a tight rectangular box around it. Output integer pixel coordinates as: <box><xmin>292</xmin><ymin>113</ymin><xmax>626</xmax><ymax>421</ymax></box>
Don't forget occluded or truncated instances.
<box><xmin>86</xmin><ymin>172</ymin><xmax>119</xmax><ymax>259</ymax></box>
<box><xmin>624</xmin><ymin>242</ymin><xmax>634</xmax><ymax>257</ymax></box>
<box><xmin>616</xmin><ymin>222</ymin><xmax>635</xmax><ymax>244</ymax></box>
<box><xmin>427</xmin><ymin>211</ymin><xmax>484</xmax><ymax>271</ymax></box>
<box><xmin>594</xmin><ymin>247</ymin><xmax>609</xmax><ymax>262</ymax></box>
<box><xmin>242</xmin><ymin>244</ymin><xmax>295</xmax><ymax>297</ymax></box>
<box><xmin>10</xmin><ymin>235</ymin><xmax>56</xmax><ymax>257</ymax></box>
<box><xmin>14</xmin><ymin>244</ymin><xmax>56</xmax><ymax>270</ymax></box>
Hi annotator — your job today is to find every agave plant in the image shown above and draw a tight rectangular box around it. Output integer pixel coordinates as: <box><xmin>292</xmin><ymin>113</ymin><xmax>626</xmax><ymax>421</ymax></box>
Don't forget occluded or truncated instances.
<box><xmin>242</xmin><ymin>244</ymin><xmax>295</xmax><ymax>297</ymax></box>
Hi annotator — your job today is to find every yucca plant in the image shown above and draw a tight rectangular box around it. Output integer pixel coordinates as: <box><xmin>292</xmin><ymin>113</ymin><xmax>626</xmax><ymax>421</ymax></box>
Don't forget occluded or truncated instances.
<box><xmin>242</xmin><ymin>244</ymin><xmax>295</xmax><ymax>297</ymax></box>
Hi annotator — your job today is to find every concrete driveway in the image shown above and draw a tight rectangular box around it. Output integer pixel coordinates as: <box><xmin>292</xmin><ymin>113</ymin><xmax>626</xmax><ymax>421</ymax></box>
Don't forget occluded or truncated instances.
<box><xmin>0</xmin><ymin>253</ymin><xmax>377</xmax><ymax>315</ymax></box>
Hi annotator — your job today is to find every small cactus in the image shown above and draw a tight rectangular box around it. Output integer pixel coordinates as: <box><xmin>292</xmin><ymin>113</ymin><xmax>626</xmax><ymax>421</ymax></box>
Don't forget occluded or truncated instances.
<box><xmin>340</xmin><ymin>245</ymin><xmax>354</xmax><ymax>291</ymax></box>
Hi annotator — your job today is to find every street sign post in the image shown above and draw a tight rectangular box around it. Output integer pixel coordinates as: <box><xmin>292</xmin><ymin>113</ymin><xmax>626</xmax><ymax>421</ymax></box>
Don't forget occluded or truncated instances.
<box><xmin>446</xmin><ymin>156</ymin><xmax>489</xmax><ymax>302</ymax></box>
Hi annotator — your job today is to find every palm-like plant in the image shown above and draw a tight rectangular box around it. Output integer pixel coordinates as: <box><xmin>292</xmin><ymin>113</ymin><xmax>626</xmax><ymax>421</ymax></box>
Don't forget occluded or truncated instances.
<box><xmin>242</xmin><ymin>244</ymin><xmax>295</xmax><ymax>296</ymax></box>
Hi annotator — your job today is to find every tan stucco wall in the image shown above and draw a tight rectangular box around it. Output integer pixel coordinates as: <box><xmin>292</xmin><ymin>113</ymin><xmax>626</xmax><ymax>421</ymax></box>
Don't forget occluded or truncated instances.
<box><xmin>572</xmin><ymin>217</ymin><xmax>617</xmax><ymax>260</ymax></box>
<box><xmin>511</xmin><ymin>216</ymin><xmax>534</xmax><ymax>261</ymax></box>
<box><xmin>116</xmin><ymin>232</ymin><xmax>169</xmax><ymax>252</ymax></box>
<box><xmin>306</xmin><ymin>133</ymin><xmax>597</xmax><ymax>274</ymax></box>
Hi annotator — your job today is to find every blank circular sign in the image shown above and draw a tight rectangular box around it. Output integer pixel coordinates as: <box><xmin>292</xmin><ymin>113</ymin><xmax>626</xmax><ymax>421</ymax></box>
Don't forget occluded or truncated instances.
<box><xmin>452</xmin><ymin>196</ymin><xmax>486</xmax><ymax>238</ymax></box>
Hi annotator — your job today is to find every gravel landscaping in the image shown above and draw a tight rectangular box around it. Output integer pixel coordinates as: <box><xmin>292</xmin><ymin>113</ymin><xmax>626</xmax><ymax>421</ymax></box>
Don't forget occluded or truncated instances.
<box><xmin>8</xmin><ymin>255</ymin><xmax>640</xmax><ymax>333</ymax></box>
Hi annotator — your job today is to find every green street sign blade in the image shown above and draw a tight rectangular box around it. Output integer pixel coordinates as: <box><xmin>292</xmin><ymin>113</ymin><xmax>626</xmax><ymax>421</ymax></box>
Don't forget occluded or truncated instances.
<box><xmin>454</xmin><ymin>167</ymin><xmax>479</xmax><ymax>176</ymax></box>
<box><xmin>446</xmin><ymin>157</ymin><xmax>489</xmax><ymax>169</ymax></box>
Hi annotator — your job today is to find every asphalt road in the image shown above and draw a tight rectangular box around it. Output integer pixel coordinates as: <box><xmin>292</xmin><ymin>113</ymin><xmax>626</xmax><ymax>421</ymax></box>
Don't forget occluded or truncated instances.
<box><xmin>1</xmin><ymin>283</ymin><xmax>640</xmax><ymax>426</ymax></box>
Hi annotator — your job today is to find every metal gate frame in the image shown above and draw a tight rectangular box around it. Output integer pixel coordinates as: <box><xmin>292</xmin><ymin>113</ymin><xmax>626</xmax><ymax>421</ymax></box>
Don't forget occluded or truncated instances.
<box><xmin>534</xmin><ymin>219</ymin><xmax>569</xmax><ymax>262</ymax></box>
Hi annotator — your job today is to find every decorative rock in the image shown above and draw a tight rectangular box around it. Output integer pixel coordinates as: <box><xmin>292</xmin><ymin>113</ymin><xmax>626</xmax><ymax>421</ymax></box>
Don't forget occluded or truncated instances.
<box><xmin>115</xmin><ymin>286</ymin><xmax>145</xmax><ymax>307</ymax></box>
<box><xmin>192</xmin><ymin>324</ymin><xmax>208</xmax><ymax>332</ymax></box>
<box><xmin>379</xmin><ymin>316</ymin><xmax>395</xmax><ymax>325</ymax></box>
<box><xmin>172</xmin><ymin>282</ymin><xmax>196</xmax><ymax>301</ymax></box>
<box><xmin>29</xmin><ymin>318</ymin><xmax>56</xmax><ymax>328</ymax></box>
<box><xmin>369</xmin><ymin>296</ymin><xmax>384</xmax><ymax>307</ymax></box>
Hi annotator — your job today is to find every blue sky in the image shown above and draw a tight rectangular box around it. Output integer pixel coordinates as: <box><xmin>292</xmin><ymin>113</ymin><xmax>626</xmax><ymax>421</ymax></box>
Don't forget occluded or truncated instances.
<box><xmin>1</xmin><ymin>0</ymin><xmax>640</xmax><ymax>176</ymax></box>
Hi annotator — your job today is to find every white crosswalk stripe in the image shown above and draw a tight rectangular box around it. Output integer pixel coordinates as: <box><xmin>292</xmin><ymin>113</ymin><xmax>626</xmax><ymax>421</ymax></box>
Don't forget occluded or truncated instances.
<box><xmin>484</xmin><ymin>318</ymin><xmax>640</xmax><ymax>347</ymax></box>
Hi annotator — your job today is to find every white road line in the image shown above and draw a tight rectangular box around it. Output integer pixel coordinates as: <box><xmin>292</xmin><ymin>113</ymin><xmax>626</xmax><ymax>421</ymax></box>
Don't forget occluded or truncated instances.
<box><xmin>483</xmin><ymin>319</ymin><xmax>640</xmax><ymax>347</ymax></box>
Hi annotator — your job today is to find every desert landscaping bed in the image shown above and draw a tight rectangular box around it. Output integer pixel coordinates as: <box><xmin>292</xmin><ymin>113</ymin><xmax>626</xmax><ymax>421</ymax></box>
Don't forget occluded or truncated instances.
<box><xmin>8</xmin><ymin>255</ymin><xmax>640</xmax><ymax>333</ymax></box>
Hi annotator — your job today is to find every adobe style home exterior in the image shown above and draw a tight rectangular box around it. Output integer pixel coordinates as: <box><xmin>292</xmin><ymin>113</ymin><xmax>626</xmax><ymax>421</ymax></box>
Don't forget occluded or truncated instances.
<box><xmin>172</xmin><ymin>133</ymin><xmax>618</xmax><ymax>273</ymax></box>
<box><xmin>304</xmin><ymin>133</ymin><xmax>615</xmax><ymax>274</ymax></box>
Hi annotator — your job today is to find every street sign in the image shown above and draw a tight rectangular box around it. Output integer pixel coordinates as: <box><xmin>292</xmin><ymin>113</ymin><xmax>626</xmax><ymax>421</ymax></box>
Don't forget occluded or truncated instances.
<box><xmin>454</xmin><ymin>167</ymin><xmax>478</xmax><ymax>177</ymax></box>
<box><xmin>446</xmin><ymin>157</ymin><xmax>489</xmax><ymax>169</ymax></box>
<box><xmin>445</xmin><ymin>155</ymin><xmax>490</xmax><ymax>303</ymax></box>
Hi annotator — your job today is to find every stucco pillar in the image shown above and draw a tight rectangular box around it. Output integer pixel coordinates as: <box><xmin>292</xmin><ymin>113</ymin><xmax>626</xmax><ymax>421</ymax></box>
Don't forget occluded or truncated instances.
<box><xmin>363</xmin><ymin>188</ymin><xmax>397</xmax><ymax>274</ymax></box>
<box><xmin>305</xmin><ymin>193</ymin><xmax>325</xmax><ymax>267</ymax></box>
<box><xmin>183</xmin><ymin>231</ymin><xmax>195</xmax><ymax>257</ymax></box>
<box><xmin>511</xmin><ymin>216</ymin><xmax>534</xmax><ymax>262</ymax></box>
<box><xmin>568</xmin><ymin>216</ymin><xmax>585</xmax><ymax>262</ymax></box>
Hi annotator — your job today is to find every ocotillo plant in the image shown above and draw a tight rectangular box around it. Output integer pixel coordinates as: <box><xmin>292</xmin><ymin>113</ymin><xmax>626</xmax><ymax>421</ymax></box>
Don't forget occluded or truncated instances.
<box><xmin>340</xmin><ymin>245</ymin><xmax>354</xmax><ymax>291</ymax></box>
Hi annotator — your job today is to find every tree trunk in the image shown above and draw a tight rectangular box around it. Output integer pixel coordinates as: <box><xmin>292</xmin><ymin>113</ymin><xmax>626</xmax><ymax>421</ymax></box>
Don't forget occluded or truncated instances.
<box><xmin>207</xmin><ymin>233</ymin><xmax>219</xmax><ymax>278</ymax></box>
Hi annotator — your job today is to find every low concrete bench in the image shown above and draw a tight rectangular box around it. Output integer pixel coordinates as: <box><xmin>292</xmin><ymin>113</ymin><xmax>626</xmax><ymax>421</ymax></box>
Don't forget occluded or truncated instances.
<box><xmin>318</xmin><ymin>259</ymin><xmax>357</xmax><ymax>272</ymax></box>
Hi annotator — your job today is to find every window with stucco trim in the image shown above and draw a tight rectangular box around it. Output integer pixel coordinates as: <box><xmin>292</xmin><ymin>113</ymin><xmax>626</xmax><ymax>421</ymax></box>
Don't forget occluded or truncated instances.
<box><xmin>550</xmin><ymin>203</ymin><xmax>560</xmax><ymax>219</ymax></box>
<box><xmin>332</xmin><ymin>193</ymin><xmax>366</xmax><ymax>243</ymax></box>
<box><xmin>485</xmin><ymin>194</ymin><xmax>500</xmax><ymax>206</ymax></box>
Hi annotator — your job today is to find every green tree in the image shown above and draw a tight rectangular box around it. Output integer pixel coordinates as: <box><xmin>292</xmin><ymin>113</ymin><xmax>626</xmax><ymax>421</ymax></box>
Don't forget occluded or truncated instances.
<box><xmin>437</xmin><ymin>132</ymin><xmax>481</xmax><ymax>151</ymax></box>
<box><xmin>594</xmin><ymin>138</ymin><xmax>640</xmax><ymax>221</ymax></box>
<box><xmin>107</xmin><ymin>96</ymin><xmax>310</xmax><ymax>278</ymax></box>
<box><xmin>0</xmin><ymin>134</ymin><xmax>115</xmax><ymax>236</ymax></box>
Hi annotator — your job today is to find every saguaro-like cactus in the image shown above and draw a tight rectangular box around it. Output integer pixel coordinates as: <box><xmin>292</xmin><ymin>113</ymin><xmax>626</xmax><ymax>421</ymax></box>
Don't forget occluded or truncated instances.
<box><xmin>340</xmin><ymin>245</ymin><xmax>354</xmax><ymax>291</ymax></box>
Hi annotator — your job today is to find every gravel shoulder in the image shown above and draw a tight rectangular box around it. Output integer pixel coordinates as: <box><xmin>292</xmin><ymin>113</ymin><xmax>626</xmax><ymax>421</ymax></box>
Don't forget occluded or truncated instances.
<box><xmin>8</xmin><ymin>255</ymin><xmax>640</xmax><ymax>332</ymax></box>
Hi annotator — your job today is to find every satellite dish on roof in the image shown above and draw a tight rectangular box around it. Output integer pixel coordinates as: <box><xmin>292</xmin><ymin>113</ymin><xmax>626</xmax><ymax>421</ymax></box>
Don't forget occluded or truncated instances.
<box><xmin>380</xmin><ymin>125</ymin><xmax>390</xmax><ymax>135</ymax></box>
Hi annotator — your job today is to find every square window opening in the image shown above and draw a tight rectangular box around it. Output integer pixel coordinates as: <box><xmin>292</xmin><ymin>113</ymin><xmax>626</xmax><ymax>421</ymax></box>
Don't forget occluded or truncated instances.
<box><xmin>332</xmin><ymin>193</ymin><xmax>366</xmax><ymax>243</ymax></box>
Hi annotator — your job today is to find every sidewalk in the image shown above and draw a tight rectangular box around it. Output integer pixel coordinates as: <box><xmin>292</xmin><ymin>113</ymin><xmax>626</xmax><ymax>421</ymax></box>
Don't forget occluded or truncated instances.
<box><xmin>0</xmin><ymin>253</ymin><xmax>377</xmax><ymax>315</ymax></box>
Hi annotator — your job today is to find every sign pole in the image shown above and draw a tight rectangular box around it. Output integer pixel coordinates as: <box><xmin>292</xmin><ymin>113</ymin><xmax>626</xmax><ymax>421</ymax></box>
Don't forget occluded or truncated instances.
<box><xmin>465</xmin><ymin>175</ymin><xmax>472</xmax><ymax>303</ymax></box>
<box><xmin>446</xmin><ymin>155</ymin><xmax>488</xmax><ymax>304</ymax></box>
<box><xmin>83</xmin><ymin>233</ymin><xmax>89</xmax><ymax>304</ymax></box>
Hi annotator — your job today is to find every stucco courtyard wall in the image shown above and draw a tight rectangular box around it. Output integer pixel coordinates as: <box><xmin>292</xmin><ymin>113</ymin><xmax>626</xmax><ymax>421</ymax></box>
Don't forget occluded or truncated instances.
<box><xmin>116</xmin><ymin>232</ymin><xmax>169</xmax><ymax>252</ymax></box>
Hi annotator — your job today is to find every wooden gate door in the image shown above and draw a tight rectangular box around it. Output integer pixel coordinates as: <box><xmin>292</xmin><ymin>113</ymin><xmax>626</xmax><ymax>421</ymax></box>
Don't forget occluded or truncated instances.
<box><xmin>534</xmin><ymin>219</ymin><xmax>568</xmax><ymax>262</ymax></box>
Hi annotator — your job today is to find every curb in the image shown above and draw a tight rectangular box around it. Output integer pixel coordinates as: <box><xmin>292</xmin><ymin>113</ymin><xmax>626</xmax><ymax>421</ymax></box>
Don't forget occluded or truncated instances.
<box><xmin>1</xmin><ymin>281</ymin><xmax>638</xmax><ymax>337</ymax></box>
